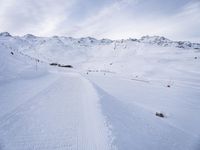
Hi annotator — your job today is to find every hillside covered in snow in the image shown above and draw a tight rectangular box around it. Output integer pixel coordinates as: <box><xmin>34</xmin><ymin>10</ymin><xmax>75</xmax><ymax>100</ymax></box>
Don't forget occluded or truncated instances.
<box><xmin>0</xmin><ymin>32</ymin><xmax>200</xmax><ymax>150</ymax></box>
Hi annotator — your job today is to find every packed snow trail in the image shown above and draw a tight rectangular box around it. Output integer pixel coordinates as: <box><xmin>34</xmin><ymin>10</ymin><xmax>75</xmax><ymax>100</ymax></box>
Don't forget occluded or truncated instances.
<box><xmin>85</xmin><ymin>73</ymin><xmax>200</xmax><ymax>150</ymax></box>
<box><xmin>0</xmin><ymin>73</ymin><xmax>112</xmax><ymax>150</ymax></box>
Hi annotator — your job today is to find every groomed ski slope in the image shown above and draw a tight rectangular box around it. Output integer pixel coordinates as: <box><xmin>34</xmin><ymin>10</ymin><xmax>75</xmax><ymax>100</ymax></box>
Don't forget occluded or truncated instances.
<box><xmin>0</xmin><ymin>71</ymin><xmax>114</xmax><ymax>150</ymax></box>
<box><xmin>0</xmin><ymin>68</ymin><xmax>200</xmax><ymax>150</ymax></box>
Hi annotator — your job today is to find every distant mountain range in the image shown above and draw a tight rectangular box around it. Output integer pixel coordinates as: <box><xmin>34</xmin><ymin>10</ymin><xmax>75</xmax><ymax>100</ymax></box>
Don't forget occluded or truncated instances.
<box><xmin>1</xmin><ymin>32</ymin><xmax>200</xmax><ymax>50</ymax></box>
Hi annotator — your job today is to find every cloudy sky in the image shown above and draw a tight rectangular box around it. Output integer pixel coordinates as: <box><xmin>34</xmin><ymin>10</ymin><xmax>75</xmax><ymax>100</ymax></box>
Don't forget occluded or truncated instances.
<box><xmin>0</xmin><ymin>0</ymin><xmax>199</xmax><ymax>42</ymax></box>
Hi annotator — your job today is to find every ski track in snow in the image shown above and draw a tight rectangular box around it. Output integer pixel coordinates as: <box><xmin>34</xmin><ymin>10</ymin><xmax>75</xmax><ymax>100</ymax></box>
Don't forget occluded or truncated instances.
<box><xmin>0</xmin><ymin>73</ymin><xmax>113</xmax><ymax>150</ymax></box>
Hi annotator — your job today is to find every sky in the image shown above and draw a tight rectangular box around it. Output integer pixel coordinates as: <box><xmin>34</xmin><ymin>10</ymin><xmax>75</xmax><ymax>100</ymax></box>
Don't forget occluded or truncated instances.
<box><xmin>0</xmin><ymin>0</ymin><xmax>200</xmax><ymax>42</ymax></box>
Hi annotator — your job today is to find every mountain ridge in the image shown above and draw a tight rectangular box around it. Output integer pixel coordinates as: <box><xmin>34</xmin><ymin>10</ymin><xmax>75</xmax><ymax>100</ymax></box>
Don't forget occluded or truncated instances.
<box><xmin>1</xmin><ymin>32</ymin><xmax>200</xmax><ymax>50</ymax></box>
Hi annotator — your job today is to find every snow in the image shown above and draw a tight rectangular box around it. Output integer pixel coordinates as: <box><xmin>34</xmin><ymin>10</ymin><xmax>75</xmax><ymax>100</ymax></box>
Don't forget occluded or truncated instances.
<box><xmin>0</xmin><ymin>33</ymin><xmax>200</xmax><ymax>149</ymax></box>
<box><xmin>86</xmin><ymin>73</ymin><xmax>199</xmax><ymax>150</ymax></box>
<box><xmin>0</xmin><ymin>73</ymin><xmax>114</xmax><ymax>150</ymax></box>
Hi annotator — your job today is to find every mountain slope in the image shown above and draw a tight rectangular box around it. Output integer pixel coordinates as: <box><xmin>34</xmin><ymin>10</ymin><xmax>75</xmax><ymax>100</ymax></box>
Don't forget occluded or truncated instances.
<box><xmin>0</xmin><ymin>73</ymin><xmax>113</xmax><ymax>150</ymax></box>
<box><xmin>0</xmin><ymin>32</ymin><xmax>200</xmax><ymax>150</ymax></box>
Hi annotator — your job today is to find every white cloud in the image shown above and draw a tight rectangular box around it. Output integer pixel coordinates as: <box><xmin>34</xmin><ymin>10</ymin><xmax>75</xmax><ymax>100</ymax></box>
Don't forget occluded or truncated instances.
<box><xmin>63</xmin><ymin>0</ymin><xmax>200</xmax><ymax>42</ymax></box>
<box><xmin>148</xmin><ymin>1</ymin><xmax>200</xmax><ymax>42</ymax></box>
<box><xmin>65</xmin><ymin>0</ymin><xmax>138</xmax><ymax>38</ymax></box>
<box><xmin>0</xmin><ymin>0</ymin><xmax>77</xmax><ymax>36</ymax></box>
<box><xmin>0</xmin><ymin>0</ymin><xmax>199</xmax><ymax>42</ymax></box>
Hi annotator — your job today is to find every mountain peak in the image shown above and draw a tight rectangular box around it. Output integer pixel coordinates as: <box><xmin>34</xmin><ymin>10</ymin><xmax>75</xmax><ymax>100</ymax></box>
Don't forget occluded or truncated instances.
<box><xmin>140</xmin><ymin>35</ymin><xmax>171</xmax><ymax>43</ymax></box>
<box><xmin>0</xmin><ymin>32</ymin><xmax>12</xmax><ymax>37</ymax></box>
<box><xmin>23</xmin><ymin>34</ymin><xmax>37</xmax><ymax>39</ymax></box>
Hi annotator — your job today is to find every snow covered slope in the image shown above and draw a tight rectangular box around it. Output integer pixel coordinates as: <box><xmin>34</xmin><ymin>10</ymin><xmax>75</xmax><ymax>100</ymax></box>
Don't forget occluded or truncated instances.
<box><xmin>1</xmin><ymin>32</ymin><xmax>200</xmax><ymax>79</ymax></box>
<box><xmin>0</xmin><ymin>32</ymin><xmax>200</xmax><ymax>150</ymax></box>
<box><xmin>0</xmin><ymin>35</ymin><xmax>47</xmax><ymax>83</ymax></box>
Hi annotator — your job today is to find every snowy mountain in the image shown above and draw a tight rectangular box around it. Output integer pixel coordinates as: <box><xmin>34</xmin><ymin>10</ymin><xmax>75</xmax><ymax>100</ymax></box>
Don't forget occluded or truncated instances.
<box><xmin>140</xmin><ymin>35</ymin><xmax>200</xmax><ymax>49</ymax></box>
<box><xmin>1</xmin><ymin>32</ymin><xmax>200</xmax><ymax>80</ymax></box>
<box><xmin>0</xmin><ymin>32</ymin><xmax>200</xmax><ymax>150</ymax></box>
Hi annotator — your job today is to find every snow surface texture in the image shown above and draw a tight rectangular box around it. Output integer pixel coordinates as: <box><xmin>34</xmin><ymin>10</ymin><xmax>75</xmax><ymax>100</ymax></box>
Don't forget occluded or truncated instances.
<box><xmin>0</xmin><ymin>32</ymin><xmax>200</xmax><ymax>150</ymax></box>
